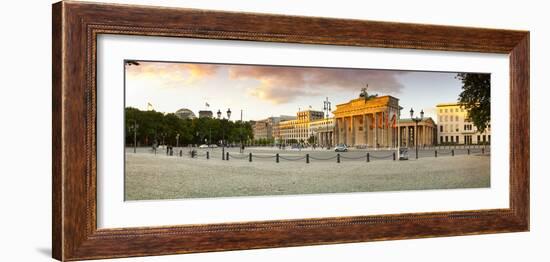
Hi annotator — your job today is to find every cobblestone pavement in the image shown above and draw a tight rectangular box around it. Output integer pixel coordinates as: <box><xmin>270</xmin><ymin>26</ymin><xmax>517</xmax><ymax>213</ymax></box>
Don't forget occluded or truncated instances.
<box><xmin>125</xmin><ymin>146</ymin><xmax>490</xmax><ymax>200</ymax></box>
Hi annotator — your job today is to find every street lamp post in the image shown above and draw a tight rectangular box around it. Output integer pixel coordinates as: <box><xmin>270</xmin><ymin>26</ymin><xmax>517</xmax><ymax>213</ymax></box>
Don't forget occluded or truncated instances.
<box><xmin>175</xmin><ymin>133</ymin><xmax>180</xmax><ymax>148</ymax></box>
<box><xmin>217</xmin><ymin>108</ymin><xmax>231</xmax><ymax>160</ymax></box>
<box><xmin>323</xmin><ymin>97</ymin><xmax>332</xmax><ymax>148</ymax></box>
<box><xmin>409</xmin><ymin>108</ymin><xmax>424</xmax><ymax>159</ymax></box>
<box><xmin>217</xmin><ymin>109</ymin><xmax>222</xmax><ymax>145</ymax></box>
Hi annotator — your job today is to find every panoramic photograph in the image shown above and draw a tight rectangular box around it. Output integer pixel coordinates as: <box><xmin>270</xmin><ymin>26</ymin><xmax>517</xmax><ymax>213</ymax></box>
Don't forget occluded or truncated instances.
<box><xmin>123</xmin><ymin>60</ymin><xmax>491</xmax><ymax>201</ymax></box>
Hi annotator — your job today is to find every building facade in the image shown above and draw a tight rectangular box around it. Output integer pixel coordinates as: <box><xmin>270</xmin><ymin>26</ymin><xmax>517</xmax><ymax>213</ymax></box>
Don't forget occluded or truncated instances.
<box><xmin>278</xmin><ymin>110</ymin><xmax>324</xmax><ymax>144</ymax></box>
<box><xmin>436</xmin><ymin>103</ymin><xmax>491</xmax><ymax>144</ymax></box>
<box><xmin>198</xmin><ymin>110</ymin><xmax>213</xmax><ymax>118</ymax></box>
<box><xmin>398</xmin><ymin>118</ymin><xmax>437</xmax><ymax>147</ymax></box>
<box><xmin>253</xmin><ymin>116</ymin><xmax>296</xmax><ymax>142</ymax></box>
<box><xmin>174</xmin><ymin>108</ymin><xmax>196</xmax><ymax>120</ymax></box>
<box><xmin>333</xmin><ymin>96</ymin><xmax>401</xmax><ymax>148</ymax></box>
<box><xmin>309</xmin><ymin>118</ymin><xmax>335</xmax><ymax>147</ymax></box>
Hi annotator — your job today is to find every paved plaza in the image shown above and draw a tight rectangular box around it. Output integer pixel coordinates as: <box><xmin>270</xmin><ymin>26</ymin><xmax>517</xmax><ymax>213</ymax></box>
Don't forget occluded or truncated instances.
<box><xmin>124</xmin><ymin>146</ymin><xmax>490</xmax><ymax>200</ymax></box>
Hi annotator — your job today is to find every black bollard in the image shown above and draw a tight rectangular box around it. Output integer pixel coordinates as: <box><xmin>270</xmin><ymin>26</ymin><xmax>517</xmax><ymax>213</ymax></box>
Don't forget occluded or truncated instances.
<box><xmin>206</xmin><ymin>151</ymin><xmax>210</xmax><ymax>159</ymax></box>
<box><xmin>435</xmin><ymin>150</ymin><xmax>438</xmax><ymax>158</ymax></box>
<box><xmin>337</xmin><ymin>153</ymin><xmax>340</xmax><ymax>163</ymax></box>
<box><xmin>367</xmin><ymin>153</ymin><xmax>370</xmax><ymax>162</ymax></box>
<box><xmin>467</xmin><ymin>149</ymin><xmax>470</xmax><ymax>155</ymax></box>
<box><xmin>393</xmin><ymin>152</ymin><xmax>396</xmax><ymax>161</ymax></box>
<box><xmin>306</xmin><ymin>154</ymin><xmax>309</xmax><ymax>164</ymax></box>
<box><xmin>226</xmin><ymin>152</ymin><xmax>229</xmax><ymax>161</ymax></box>
<box><xmin>482</xmin><ymin>148</ymin><xmax>485</xmax><ymax>154</ymax></box>
<box><xmin>222</xmin><ymin>148</ymin><xmax>225</xmax><ymax>160</ymax></box>
<box><xmin>249</xmin><ymin>152</ymin><xmax>252</xmax><ymax>162</ymax></box>
<box><xmin>276</xmin><ymin>153</ymin><xmax>279</xmax><ymax>163</ymax></box>
<box><xmin>179</xmin><ymin>150</ymin><xmax>182</xmax><ymax>157</ymax></box>
<box><xmin>452</xmin><ymin>149</ymin><xmax>454</xmax><ymax>156</ymax></box>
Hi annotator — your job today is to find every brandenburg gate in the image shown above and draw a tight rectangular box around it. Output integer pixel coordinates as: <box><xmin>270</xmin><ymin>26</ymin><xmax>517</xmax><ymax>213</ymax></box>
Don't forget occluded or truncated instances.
<box><xmin>333</xmin><ymin>95</ymin><xmax>400</xmax><ymax>148</ymax></box>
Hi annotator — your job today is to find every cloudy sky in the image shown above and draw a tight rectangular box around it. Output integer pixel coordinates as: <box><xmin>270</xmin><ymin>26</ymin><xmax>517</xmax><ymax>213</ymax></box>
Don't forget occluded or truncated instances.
<box><xmin>125</xmin><ymin>61</ymin><xmax>466</xmax><ymax>121</ymax></box>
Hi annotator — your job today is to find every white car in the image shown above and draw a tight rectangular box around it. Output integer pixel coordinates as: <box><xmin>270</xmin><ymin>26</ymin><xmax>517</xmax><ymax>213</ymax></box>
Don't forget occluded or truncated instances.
<box><xmin>334</xmin><ymin>144</ymin><xmax>348</xmax><ymax>152</ymax></box>
<box><xmin>198</xmin><ymin>144</ymin><xmax>209</xmax><ymax>148</ymax></box>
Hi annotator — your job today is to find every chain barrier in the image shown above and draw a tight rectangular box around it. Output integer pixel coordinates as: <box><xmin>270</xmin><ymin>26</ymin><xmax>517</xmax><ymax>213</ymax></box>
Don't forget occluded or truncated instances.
<box><xmin>279</xmin><ymin>156</ymin><xmax>307</xmax><ymax>161</ymax></box>
<box><xmin>228</xmin><ymin>153</ymin><xmax>249</xmax><ymax>159</ymax></box>
<box><xmin>369</xmin><ymin>153</ymin><xmax>394</xmax><ymax>159</ymax></box>
<box><xmin>252</xmin><ymin>154</ymin><xmax>277</xmax><ymax>159</ymax></box>
<box><xmin>309</xmin><ymin>155</ymin><xmax>338</xmax><ymax>161</ymax></box>
<box><xmin>176</xmin><ymin>148</ymin><xmax>489</xmax><ymax>162</ymax></box>
<box><xmin>339</xmin><ymin>154</ymin><xmax>368</xmax><ymax>160</ymax></box>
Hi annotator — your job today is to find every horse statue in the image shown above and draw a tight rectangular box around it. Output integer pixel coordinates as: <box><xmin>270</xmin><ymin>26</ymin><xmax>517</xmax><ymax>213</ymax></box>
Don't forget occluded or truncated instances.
<box><xmin>359</xmin><ymin>84</ymin><xmax>378</xmax><ymax>103</ymax></box>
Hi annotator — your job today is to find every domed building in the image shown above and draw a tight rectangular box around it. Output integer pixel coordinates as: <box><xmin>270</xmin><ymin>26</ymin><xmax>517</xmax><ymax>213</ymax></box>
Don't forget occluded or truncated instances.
<box><xmin>175</xmin><ymin>108</ymin><xmax>196</xmax><ymax>120</ymax></box>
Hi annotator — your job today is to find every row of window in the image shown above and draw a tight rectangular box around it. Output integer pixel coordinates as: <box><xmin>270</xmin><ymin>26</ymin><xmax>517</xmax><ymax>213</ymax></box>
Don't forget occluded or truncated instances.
<box><xmin>439</xmin><ymin>115</ymin><xmax>462</xmax><ymax>123</ymax></box>
<box><xmin>439</xmin><ymin>135</ymin><xmax>490</xmax><ymax>144</ymax></box>
<box><xmin>438</xmin><ymin>124</ymin><xmax>475</xmax><ymax>133</ymax></box>
<box><xmin>439</xmin><ymin>108</ymin><xmax>465</xmax><ymax>113</ymax></box>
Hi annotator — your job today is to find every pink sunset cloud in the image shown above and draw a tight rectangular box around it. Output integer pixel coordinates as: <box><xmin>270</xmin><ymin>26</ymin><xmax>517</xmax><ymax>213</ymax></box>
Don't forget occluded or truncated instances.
<box><xmin>126</xmin><ymin>61</ymin><xmax>406</xmax><ymax>104</ymax></box>
<box><xmin>228</xmin><ymin>65</ymin><xmax>406</xmax><ymax>104</ymax></box>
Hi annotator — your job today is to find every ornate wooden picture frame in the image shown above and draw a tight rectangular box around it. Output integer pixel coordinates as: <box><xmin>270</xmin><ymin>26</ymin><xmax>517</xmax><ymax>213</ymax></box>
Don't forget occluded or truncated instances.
<box><xmin>52</xmin><ymin>1</ymin><xmax>529</xmax><ymax>261</ymax></box>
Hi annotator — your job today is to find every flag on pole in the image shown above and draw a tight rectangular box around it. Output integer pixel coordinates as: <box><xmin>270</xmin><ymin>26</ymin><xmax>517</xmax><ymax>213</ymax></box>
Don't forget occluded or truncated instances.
<box><xmin>147</xmin><ymin>102</ymin><xmax>154</xmax><ymax>111</ymax></box>
<box><xmin>205</xmin><ymin>102</ymin><xmax>210</xmax><ymax>107</ymax></box>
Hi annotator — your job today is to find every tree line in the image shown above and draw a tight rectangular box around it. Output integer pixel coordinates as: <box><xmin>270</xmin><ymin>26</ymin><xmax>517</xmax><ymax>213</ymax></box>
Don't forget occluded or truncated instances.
<box><xmin>457</xmin><ymin>73</ymin><xmax>491</xmax><ymax>133</ymax></box>
<box><xmin>125</xmin><ymin>107</ymin><xmax>253</xmax><ymax>147</ymax></box>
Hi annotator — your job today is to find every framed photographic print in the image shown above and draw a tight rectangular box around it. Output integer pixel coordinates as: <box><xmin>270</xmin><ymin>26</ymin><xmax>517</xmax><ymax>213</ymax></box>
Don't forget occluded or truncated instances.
<box><xmin>52</xmin><ymin>1</ymin><xmax>529</xmax><ymax>261</ymax></box>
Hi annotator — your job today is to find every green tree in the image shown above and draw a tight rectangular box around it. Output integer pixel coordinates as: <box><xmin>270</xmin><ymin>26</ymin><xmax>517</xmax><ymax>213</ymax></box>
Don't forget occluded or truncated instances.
<box><xmin>125</xmin><ymin>107</ymin><xmax>256</xmax><ymax>147</ymax></box>
<box><xmin>456</xmin><ymin>73</ymin><xmax>491</xmax><ymax>133</ymax></box>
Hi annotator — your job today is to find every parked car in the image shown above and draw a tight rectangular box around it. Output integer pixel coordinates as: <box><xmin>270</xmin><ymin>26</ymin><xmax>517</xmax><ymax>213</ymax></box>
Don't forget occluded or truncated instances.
<box><xmin>209</xmin><ymin>144</ymin><xmax>218</xmax><ymax>148</ymax></box>
<box><xmin>198</xmin><ymin>144</ymin><xmax>209</xmax><ymax>148</ymax></box>
<box><xmin>334</xmin><ymin>144</ymin><xmax>348</xmax><ymax>152</ymax></box>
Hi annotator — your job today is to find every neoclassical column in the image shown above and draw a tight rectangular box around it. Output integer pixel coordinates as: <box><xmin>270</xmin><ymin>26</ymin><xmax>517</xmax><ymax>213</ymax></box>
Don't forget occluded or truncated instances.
<box><xmin>334</xmin><ymin>118</ymin><xmax>339</xmax><ymax>145</ymax></box>
<box><xmin>343</xmin><ymin>117</ymin><xmax>347</xmax><ymax>145</ymax></box>
<box><xmin>425</xmin><ymin>125</ymin><xmax>428</xmax><ymax>146</ymax></box>
<box><xmin>363</xmin><ymin>114</ymin><xmax>368</xmax><ymax>146</ymax></box>
<box><xmin>387</xmin><ymin>110</ymin><xmax>392</xmax><ymax>148</ymax></box>
<box><xmin>423</xmin><ymin>125</ymin><xmax>426</xmax><ymax>146</ymax></box>
<box><xmin>349</xmin><ymin>115</ymin><xmax>355</xmax><ymax>146</ymax></box>
<box><xmin>418</xmin><ymin>125</ymin><xmax>424</xmax><ymax>146</ymax></box>
<box><xmin>380</xmin><ymin>111</ymin><xmax>387</xmax><ymax>147</ymax></box>
<box><xmin>367</xmin><ymin>113</ymin><xmax>372</xmax><ymax>147</ymax></box>
<box><xmin>374</xmin><ymin>112</ymin><xmax>378</xmax><ymax>148</ymax></box>
<box><xmin>413</xmin><ymin>125</ymin><xmax>418</xmax><ymax>146</ymax></box>
<box><xmin>422</xmin><ymin>126</ymin><xmax>426</xmax><ymax>146</ymax></box>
